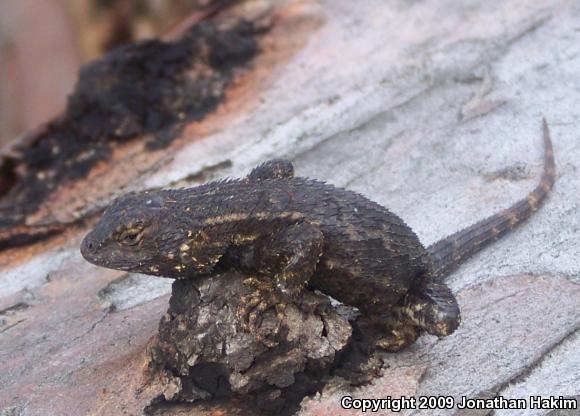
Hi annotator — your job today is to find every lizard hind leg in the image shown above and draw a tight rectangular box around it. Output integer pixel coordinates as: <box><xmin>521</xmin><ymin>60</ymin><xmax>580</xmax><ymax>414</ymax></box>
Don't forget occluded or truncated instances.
<box><xmin>373</xmin><ymin>319</ymin><xmax>421</xmax><ymax>352</ymax></box>
<box><xmin>247</xmin><ymin>159</ymin><xmax>295</xmax><ymax>181</ymax></box>
<box><xmin>401</xmin><ymin>280</ymin><xmax>461</xmax><ymax>337</ymax></box>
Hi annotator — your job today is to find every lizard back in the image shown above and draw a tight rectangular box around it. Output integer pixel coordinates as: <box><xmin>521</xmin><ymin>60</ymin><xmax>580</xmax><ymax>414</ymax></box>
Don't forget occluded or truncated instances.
<box><xmin>190</xmin><ymin>177</ymin><xmax>433</xmax><ymax>310</ymax></box>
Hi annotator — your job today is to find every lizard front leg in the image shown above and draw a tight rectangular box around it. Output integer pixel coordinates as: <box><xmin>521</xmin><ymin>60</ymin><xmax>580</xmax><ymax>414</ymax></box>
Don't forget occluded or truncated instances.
<box><xmin>238</xmin><ymin>221</ymin><xmax>323</xmax><ymax>345</ymax></box>
<box><xmin>255</xmin><ymin>220</ymin><xmax>323</xmax><ymax>295</ymax></box>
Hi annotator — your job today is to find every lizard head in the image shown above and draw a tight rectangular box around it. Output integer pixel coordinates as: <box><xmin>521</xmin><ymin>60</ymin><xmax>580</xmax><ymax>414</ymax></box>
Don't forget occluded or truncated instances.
<box><xmin>81</xmin><ymin>190</ymin><xmax>196</xmax><ymax>278</ymax></box>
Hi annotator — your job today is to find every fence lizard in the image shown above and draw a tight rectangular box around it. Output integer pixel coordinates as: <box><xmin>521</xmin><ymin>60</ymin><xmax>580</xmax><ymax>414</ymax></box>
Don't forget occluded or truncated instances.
<box><xmin>81</xmin><ymin>119</ymin><xmax>555</xmax><ymax>351</ymax></box>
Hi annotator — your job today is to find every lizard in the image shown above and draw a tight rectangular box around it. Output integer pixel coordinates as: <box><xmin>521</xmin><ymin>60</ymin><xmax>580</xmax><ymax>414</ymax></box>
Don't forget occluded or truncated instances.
<box><xmin>80</xmin><ymin>119</ymin><xmax>555</xmax><ymax>351</ymax></box>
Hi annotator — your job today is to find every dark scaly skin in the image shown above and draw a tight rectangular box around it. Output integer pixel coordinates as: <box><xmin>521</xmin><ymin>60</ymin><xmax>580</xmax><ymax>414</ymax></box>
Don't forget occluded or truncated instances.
<box><xmin>428</xmin><ymin>118</ymin><xmax>555</xmax><ymax>278</ymax></box>
<box><xmin>81</xmin><ymin>119</ymin><xmax>554</xmax><ymax>351</ymax></box>
<box><xmin>81</xmin><ymin>161</ymin><xmax>453</xmax><ymax>349</ymax></box>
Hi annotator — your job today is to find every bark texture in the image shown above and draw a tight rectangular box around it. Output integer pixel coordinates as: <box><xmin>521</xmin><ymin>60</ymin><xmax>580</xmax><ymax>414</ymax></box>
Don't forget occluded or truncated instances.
<box><xmin>1</xmin><ymin>0</ymin><xmax>579</xmax><ymax>415</ymax></box>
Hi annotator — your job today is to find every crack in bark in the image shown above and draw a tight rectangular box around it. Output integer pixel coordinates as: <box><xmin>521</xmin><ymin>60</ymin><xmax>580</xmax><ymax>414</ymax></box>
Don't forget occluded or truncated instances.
<box><xmin>292</xmin><ymin>85</ymin><xmax>435</xmax><ymax>160</ymax></box>
<box><xmin>0</xmin><ymin>302</ymin><xmax>29</xmax><ymax>316</ymax></box>
<box><xmin>68</xmin><ymin>310</ymin><xmax>110</xmax><ymax>345</ymax></box>
<box><xmin>0</xmin><ymin>318</ymin><xmax>26</xmax><ymax>334</ymax></box>
<box><xmin>482</xmin><ymin>324</ymin><xmax>580</xmax><ymax>416</ymax></box>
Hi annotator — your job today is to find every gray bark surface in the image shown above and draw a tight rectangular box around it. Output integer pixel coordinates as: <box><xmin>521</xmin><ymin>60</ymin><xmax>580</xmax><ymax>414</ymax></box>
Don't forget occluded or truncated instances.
<box><xmin>1</xmin><ymin>0</ymin><xmax>579</xmax><ymax>415</ymax></box>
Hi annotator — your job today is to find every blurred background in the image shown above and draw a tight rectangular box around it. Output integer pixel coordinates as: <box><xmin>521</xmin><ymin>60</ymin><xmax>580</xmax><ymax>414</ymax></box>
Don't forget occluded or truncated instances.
<box><xmin>0</xmin><ymin>0</ymin><xmax>212</xmax><ymax>148</ymax></box>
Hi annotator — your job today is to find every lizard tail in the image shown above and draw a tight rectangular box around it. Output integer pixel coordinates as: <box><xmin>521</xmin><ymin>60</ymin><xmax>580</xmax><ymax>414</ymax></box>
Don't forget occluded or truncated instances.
<box><xmin>427</xmin><ymin>118</ymin><xmax>555</xmax><ymax>278</ymax></box>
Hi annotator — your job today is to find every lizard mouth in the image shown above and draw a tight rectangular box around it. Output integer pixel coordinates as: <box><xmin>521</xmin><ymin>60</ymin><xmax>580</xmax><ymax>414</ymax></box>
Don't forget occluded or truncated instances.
<box><xmin>80</xmin><ymin>232</ymin><xmax>152</xmax><ymax>272</ymax></box>
<box><xmin>80</xmin><ymin>234</ymin><xmax>100</xmax><ymax>264</ymax></box>
<box><xmin>80</xmin><ymin>233</ymin><xmax>121</xmax><ymax>268</ymax></box>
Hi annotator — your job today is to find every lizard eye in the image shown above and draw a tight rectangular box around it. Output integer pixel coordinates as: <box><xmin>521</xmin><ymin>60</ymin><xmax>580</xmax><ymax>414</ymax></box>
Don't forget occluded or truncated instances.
<box><xmin>119</xmin><ymin>228</ymin><xmax>144</xmax><ymax>246</ymax></box>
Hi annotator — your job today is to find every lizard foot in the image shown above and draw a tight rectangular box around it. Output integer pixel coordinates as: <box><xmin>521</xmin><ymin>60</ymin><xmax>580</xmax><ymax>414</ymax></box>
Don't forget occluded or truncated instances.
<box><xmin>375</xmin><ymin>325</ymin><xmax>420</xmax><ymax>352</ymax></box>
<box><xmin>358</xmin><ymin>313</ymin><xmax>420</xmax><ymax>352</ymax></box>
<box><xmin>238</xmin><ymin>277</ymin><xmax>287</xmax><ymax>347</ymax></box>
<box><xmin>402</xmin><ymin>280</ymin><xmax>461</xmax><ymax>337</ymax></box>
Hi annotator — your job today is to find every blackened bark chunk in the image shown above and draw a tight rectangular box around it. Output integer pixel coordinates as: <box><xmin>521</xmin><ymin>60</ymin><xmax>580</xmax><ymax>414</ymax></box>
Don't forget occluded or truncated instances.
<box><xmin>146</xmin><ymin>272</ymin><xmax>354</xmax><ymax>414</ymax></box>
<box><xmin>0</xmin><ymin>18</ymin><xmax>260</xmax><ymax>245</ymax></box>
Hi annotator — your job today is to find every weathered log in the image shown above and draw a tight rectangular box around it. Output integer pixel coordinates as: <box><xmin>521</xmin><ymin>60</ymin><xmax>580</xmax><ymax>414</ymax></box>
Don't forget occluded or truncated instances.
<box><xmin>1</xmin><ymin>0</ymin><xmax>580</xmax><ymax>415</ymax></box>
<box><xmin>143</xmin><ymin>272</ymin><xmax>355</xmax><ymax>415</ymax></box>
